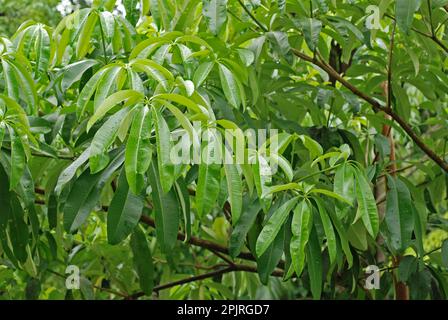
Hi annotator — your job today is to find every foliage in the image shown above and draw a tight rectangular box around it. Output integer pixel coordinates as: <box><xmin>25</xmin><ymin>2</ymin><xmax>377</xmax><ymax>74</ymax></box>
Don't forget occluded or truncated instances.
<box><xmin>0</xmin><ymin>0</ymin><xmax>448</xmax><ymax>300</ymax></box>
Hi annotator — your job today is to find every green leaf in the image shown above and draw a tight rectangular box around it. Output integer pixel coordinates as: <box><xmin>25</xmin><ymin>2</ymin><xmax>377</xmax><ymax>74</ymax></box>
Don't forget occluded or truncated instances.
<box><xmin>87</xmin><ymin>90</ymin><xmax>143</xmax><ymax>131</ymax></box>
<box><xmin>202</xmin><ymin>0</ymin><xmax>228</xmax><ymax>35</ymax></box>
<box><xmin>333</xmin><ymin>162</ymin><xmax>355</xmax><ymax>219</ymax></box>
<box><xmin>152</xmin><ymin>107</ymin><xmax>175</xmax><ymax>193</ymax></box>
<box><xmin>193</xmin><ymin>61</ymin><xmax>214</xmax><ymax>87</ymax></box>
<box><xmin>229</xmin><ymin>199</ymin><xmax>260</xmax><ymax>258</ymax></box>
<box><xmin>307</xmin><ymin>226</ymin><xmax>322</xmax><ymax>300</ymax></box>
<box><xmin>442</xmin><ymin>240</ymin><xmax>448</xmax><ymax>268</ymax></box>
<box><xmin>353</xmin><ymin>166</ymin><xmax>379</xmax><ymax>238</ymax></box>
<box><xmin>385</xmin><ymin>176</ymin><xmax>415</xmax><ymax>253</ymax></box>
<box><xmin>77</xmin><ymin>68</ymin><xmax>106</xmax><ymax>118</ymax></box>
<box><xmin>148</xmin><ymin>161</ymin><xmax>180</xmax><ymax>253</ymax></box>
<box><xmin>125</xmin><ymin>106</ymin><xmax>153</xmax><ymax>194</ymax></box>
<box><xmin>396</xmin><ymin>0</ymin><xmax>421</xmax><ymax>34</ymax></box>
<box><xmin>61</xmin><ymin>59</ymin><xmax>99</xmax><ymax>92</ymax></box>
<box><xmin>224</xmin><ymin>164</ymin><xmax>242</xmax><ymax>224</ymax></box>
<box><xmin>63</xmin><ymin>149</ymin><xmax>125</xmax><ymax>232</ymax></box>
<box><xmin>299</xmin><ymin>18</ymin><xmax>322</xmax><ymax>51</ymax></box>
<box><xmin>256</xmin><ymin>197</ymin><xmax>299</xmax><ymax>257</ymax></box>
<box><xmin>9</xmin><ymin>127</ymin><xmax>26</xmax><ymax>190</ymax></box>
<box><xmin>196</xmin><ymin>136</ymin><xmax>221</xmax><ymax>217</ymax></box>
<box><xmin>89</xmin><ymin>108</ymin><xmax>128</xmax><ymax>174</ymax></box>
<box><xmin>174</xmin><ymin>178</ymin><xmax>191</xmax><ymax>243</ymax></box>
<box><xmin>35</xmin><ymin>26</ymin><xmax>50</xmax><ymax>78</ymax></box>
<box><xmin>107</xmin><ymin>169</ymin><xmax>144</xmax><ymax>245</ymax></box>
<box><xmin>124</xmin><ymin>0</ymin><xmax>139</xmax><ymax>26</ymax></box>
<box><xmin>94</xmin><ymin>66</ymin><xmax>123</xmax><ymax>112</ymax></box>
<box><xmin>130</xmin><ymin>226</ymin><xmax>154</xmax><ymax>295</ymax></box>
<box><xmin>313</xmin><ymin>197</ymin><xmax>337</xmax><ymax>265</ymax></box>
<box><xmin>76</xmin><ymin>12</ymin><xmax>98</xmax><ymax>58</ymax></box>
<box><xmin>257</xmin><ymin>225</ymin><xmax>284</xmax><ymax>285</ymax></box>
<box><xmin>310</xmin><ymin>188</ymin><xmax>352</xmax><ymax>205</ymax></box>
<box><xmin>55</xmin><ymin>147</ymin><xmax>90</xmax><ymax>195</ymax></box>
<box><xmin>8</xmin><ymin>193</ymin><xmax>29</xmax><ymax>263</ymax></box>
<box><xmin>218</xmin><ymin>63</ymin><xmax>241</xmax><ymax>108</ymax></box>
<box><xmin>290</xmin><ymin>200</ymin><xmax>313</xmax><ymax>277</ymax></box>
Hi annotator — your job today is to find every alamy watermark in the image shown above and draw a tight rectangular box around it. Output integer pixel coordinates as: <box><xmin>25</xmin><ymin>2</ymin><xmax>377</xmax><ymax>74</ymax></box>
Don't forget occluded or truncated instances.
<box><xmin>365</xmin><ymin>265</ymin><xmax>381</xmax><ymax>290</ymax></box>
<box><xmin>65</xmin><ymin>265</ymin><xmax>80</xmax><ymax>290</ymax></box>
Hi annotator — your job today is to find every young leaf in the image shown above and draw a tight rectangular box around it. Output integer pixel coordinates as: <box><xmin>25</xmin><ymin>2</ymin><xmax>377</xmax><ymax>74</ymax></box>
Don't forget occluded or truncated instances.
<box><xmin>256</xmin><ymin>197</ymin><xmax>299</xmax><ymax>257</ymax></box>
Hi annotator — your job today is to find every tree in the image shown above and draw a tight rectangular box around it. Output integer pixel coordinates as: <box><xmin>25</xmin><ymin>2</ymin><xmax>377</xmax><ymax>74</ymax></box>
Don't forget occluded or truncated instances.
<box><xmin>0</xmin><ymin>0</ymin><xmax>447</xmax><ymax>300</ymax></box>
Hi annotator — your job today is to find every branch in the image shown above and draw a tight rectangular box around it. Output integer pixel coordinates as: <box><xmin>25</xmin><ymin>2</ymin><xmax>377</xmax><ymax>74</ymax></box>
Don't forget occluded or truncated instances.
<box><xmin>291</xmin><ymin>48</ymin><xmax>448</xmax><ymax>173</ymax></box>
<box><xmin>130</xmin><ymin>263</ymin><xmax>284</xmax><ymax>299</ymax></box>
<box><xmin>236</xmin><ymin>0</ymin><xmax>268</xmax><ymax>32</ymax></box>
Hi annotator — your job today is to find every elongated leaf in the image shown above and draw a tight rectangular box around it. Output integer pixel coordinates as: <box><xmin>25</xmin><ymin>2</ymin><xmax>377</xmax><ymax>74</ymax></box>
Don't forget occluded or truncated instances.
<box><xmin>203</xmin><ymin>0</ymin><xmax>228</xmax><ymax>35</ymax></box>
<box><xmin>147</xmin><ymin>161</ymin><xmax>180</xmax><ymax>253</ymax></box>
<box><xmin>9</xmin><ymin>127</ymin><xmax>26</xmax><ymax>190</ymax></box>
<box><xmin>353</xmin><ymin>166</ymin><xmax>379</xmax><ymax>238</ymax></box>
<box><xmin>229</xmin><ymin>199</ymin><xmax>260</xmax><ymax>258</ymax></box>
<box><xmin>290</xmin><ymin>200</ymin><xmax>313</xmax><ymax>277</ymax></box>
<box><xmin>385</xmin><ymin>176</ymin><xmax>414</xmax><ymax>253</ymax></box>
<box><xmin>152</xmin><ymin>107</ymin><xmax>175</xmax><ymax>193</ymax></box>
<box><xmin>396</xmin><ymin>0</ymin><xmax>421</xmax><ymax>34</ymax></box>
<box><xmin>307</xmin><ymin>226</ymin><xmax>322</xmax><ymax>300</ymax></box>
<box><xmin>107</xmin><ymin>169</ymin><xmax>144</xmax><ymax>244</ymax></box>
<box><xmin>174</xmin><ymin>178</ymin><xmax>191</xmax><ymax>242</ymax></box>
<box><xmin>94</xmin><ymin>66</ymin><xmax>122</xmax><ymax>111</ymax></box>
<box><xmin>224</xmin><ymin>164</ymin><xmax>242</xmax><ymax>224</ymax></box>
<box><xmin>257</xmin><ymin>225</ymin><xmax>284</xmax><ymax>285</ymax></box>
<box><xmin>333</xmin><ymin>162</ymin><xmax>355</xmax><ymax>219</ymax></box>
<box><xmin>193</xmin><ymin>61</ymin><xmax>214</xmax><ymax>87</ymax></box>
<box><xmin>218</xmin><ymin>63</ymin><xmax>241</xmax><ymax>108</ymax></box>
<box><xmin>130</xmin><ymin>226</ymin><xmax>154</xmax><ymax>295</ymax></box>
<box><xmin>125</xmin><ymin>106</ymin><xmax>152</xmax><ymax>194</ymax></box>
<box><xmin>77</xmin><ymin>69</ymin><xmax>106</xmax><ymax>118</ymax></box>
<box><xmin>90</xmin><ymin>108</ymin><xmax>128</xmax><ymax>174</ymax></box>
<box><xmin>196</xmin><ymin>132</ymin><xmax>221</xmax><ymax>217</ymax></box>
<box><xmin>61</xmin><ymin>59</ymin><xmax>99</xmax><ymax>92</ymax></box>
<box><xmin>8</xmin><ymin>194</ymin><xmax>29</xmax><ymax>263</ymax></box>
<box><xmin>256</xmin><ymin>197</ymin><xmax>299</xmax><ymax>257</ymax></box>
<box><xmin>63</xmin><ymin>149</ymin><xmax>125</xmax><ymax>232</ymax></box>
<box><xmin>55</xmin><ymin>147</ymin><xmax>90</xmax><ymax>195</ymax></box>
<box><xmin>314</xmin><ymin>197</ymin><xmax>337</xmax><ymax>265</ymax></box>
<box><xmin>87</xmin><ymin>90</ymin><xmax>143</xmax><ymax>131</ymax></box>
<box><xmin>76</xmin><ymin>12</ymin><xmax>98</xmax><ymax>58</ymax></box>
<box><xmin>299</xmin><ymin>18</ymin><xmax>322</xmax><ymax>51</ymax></box>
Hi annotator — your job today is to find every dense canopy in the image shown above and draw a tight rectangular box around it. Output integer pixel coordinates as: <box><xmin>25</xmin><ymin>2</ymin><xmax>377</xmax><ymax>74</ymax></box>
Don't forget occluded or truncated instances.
<box><xmin>0</xmin><ymin>0</ymin><xmax>448</xmax><ymax>300</ymax></box>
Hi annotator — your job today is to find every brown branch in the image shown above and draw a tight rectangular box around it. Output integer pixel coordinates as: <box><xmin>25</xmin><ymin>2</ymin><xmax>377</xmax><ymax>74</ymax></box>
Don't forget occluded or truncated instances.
<box><xmin>291</xmin><ymin>48</ymin><xmax>448</xmax><ymax>173</ymax></box>
<box><xmin>130</xmin><ymin>263</ymin><xmax>284</xmax><ymax>299</ymax></box>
